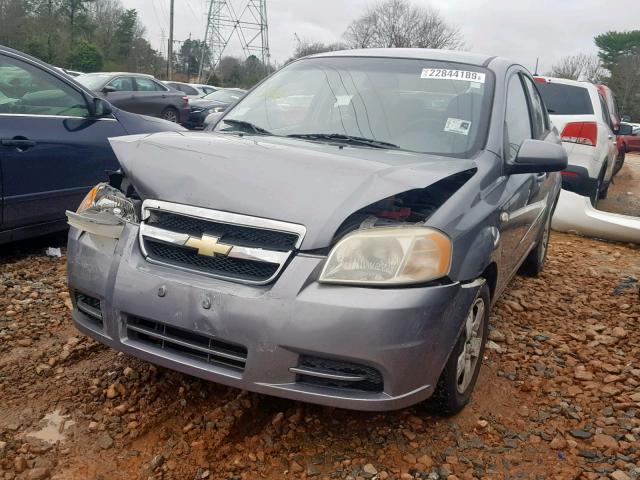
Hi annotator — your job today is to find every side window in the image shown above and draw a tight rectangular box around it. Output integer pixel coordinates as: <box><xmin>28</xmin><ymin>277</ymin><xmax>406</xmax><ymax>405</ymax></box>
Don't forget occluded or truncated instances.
<box><xmin>598</xmin><ymin>94</ymin><xmax>612</xmax><ymax>128</ymax></box>
<box><xmin>522</xmin><ymin>76</ymin><xmax>547</xmax><ymax>138</ymax></box>
<box><xmin>135</xmin><ymin>78</ymin><xmax>166</xmax><ymax>92</ymax></box>
<box><xmin>0</xmin><ymin>54</ymin><xmax>89</xmax><ymax>117</ymax></box>
<box><xmin>180</xmin><ymin>84</ymin><xmax>199</xmax><ymax>96</ymax></box>
<box><xmin>504</xmin><ymin>74</ymin><xmax>533</xmax><ymax>161</ymax></box>
<box><xmin>108</xmin><ymin>77</ymin><xmax>134</xmax><ymax>92</ymax></box>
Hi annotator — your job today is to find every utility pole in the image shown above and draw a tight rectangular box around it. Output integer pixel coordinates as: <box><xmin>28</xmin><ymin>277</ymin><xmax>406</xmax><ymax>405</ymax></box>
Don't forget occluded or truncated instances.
<box><xmin>167</xmin><ymin>0</ymin><xmax>175</xmax><ymax>80</ymax></box>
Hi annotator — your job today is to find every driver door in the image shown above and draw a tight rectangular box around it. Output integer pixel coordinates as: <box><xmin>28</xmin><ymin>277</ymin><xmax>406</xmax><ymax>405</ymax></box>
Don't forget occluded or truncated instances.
<box><xmin>0</xmin><ymin>52</ymin><xmax>126</xmax><ymax>231</ymax></box>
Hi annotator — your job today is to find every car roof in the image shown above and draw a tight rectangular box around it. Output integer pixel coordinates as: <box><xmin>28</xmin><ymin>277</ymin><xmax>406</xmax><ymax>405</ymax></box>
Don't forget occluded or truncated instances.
<box><xmin>79</xmin><ymin>72</ymin><xmax>156</xmax><ymax>78</ymax></box>
<box><xmin>307</xmin><ymin>48</ymin><xmax>501</xmax><ymax>68</ymax></box>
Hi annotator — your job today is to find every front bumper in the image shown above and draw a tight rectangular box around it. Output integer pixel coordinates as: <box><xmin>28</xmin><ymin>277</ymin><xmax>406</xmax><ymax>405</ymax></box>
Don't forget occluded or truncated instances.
<box><xmin>67</xmin><ymin>224</ymin><xmax>481</xmax><ymax>411</ymax></box>
<box><xmin>183</xmin><ymin>110</ymin><xmax>208</xmax><ymax>129</ymax></box>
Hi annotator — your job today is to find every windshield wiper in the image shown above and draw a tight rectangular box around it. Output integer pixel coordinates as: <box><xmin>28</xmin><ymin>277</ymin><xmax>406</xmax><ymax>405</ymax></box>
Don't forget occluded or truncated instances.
<box><xmin>221</xmin><ymin>119</ymin><xmax>272</xmax><ymax>135</ymax></box>
<box><xmin>287</xmin><ymin>133</ymin><xmax>400</xmax><ymax>150</ymax></box>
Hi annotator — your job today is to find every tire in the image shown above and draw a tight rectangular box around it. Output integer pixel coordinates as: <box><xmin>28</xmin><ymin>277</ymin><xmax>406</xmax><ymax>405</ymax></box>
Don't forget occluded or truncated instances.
<box><xmin>598</xmin><ymin>163</ymin><xmax>610</xmax><ymax>200</ymax></box>
<box><xmin>520</xmin><ymin>207</ymin><xmax>552</xmax><ymax>277</ymax></box>
<box><xmin>161</xmin><ymin>107</ymin><xmax>179</xmax><ymax>123</ymax></box>
<box><xmin>425</xmin><ymin>282</ymin><xmax>490</xmax><ymax>415</ymax></box>
<box><xmin>613</xmin><ymin>148</ymin><xmax>625</xmax><ymax>177</ymax></box>
<box><xmin>590</xmin><ymin>170</ymin><xmax>604</xmax><ymax>207</ymax></box>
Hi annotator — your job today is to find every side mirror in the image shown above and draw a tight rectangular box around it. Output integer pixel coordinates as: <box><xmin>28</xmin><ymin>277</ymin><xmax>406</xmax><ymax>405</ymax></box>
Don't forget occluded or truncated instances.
<box><xmin>102</xmin><ymin>85</ymin><xmax>116</xmax><ymax>94</ymax></box>
<box><xmin>617</xmin><ymin>123</ymin><xmax>633</xmax><ymax>136</ymax></box>
<box><xmin>506</xmin><ymin>139</ymin><xmax>568</xmax><ymax>175</ymax></box>
<box><xmin>92</xmin><ymin>97</ymin><xmax>113</xmax><ymax>118</ymax></box>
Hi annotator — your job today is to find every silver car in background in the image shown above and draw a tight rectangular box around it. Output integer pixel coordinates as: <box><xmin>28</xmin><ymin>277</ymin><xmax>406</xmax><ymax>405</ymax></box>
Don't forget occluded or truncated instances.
<box><xmin>66</xmin><ymin>49</ymin><xmax>566</xmax><ymax>412</ymax></box>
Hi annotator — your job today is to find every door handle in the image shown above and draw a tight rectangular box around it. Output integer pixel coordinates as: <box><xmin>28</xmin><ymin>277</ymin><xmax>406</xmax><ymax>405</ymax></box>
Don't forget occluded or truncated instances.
<box><xmin>536</xmin><ymin>172</ymin><xmax>547</xmax><ymax>182</ymax></box>
<box><xmin>1</xmin><ymin>138</ymin><xmax>36</xmax><ymax>149</ymax></box>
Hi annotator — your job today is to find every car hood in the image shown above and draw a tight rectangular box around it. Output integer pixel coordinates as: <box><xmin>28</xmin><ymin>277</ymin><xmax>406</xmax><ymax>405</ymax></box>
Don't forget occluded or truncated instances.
<box><xmin>109</xmin><ymin>132</ymin><xmax>476</xmax><ymax>250</ymax></box>
<box><xmin>190</xmin><ymin>99</ymin><xmax>228</xmax><ymax>109</ymax></box>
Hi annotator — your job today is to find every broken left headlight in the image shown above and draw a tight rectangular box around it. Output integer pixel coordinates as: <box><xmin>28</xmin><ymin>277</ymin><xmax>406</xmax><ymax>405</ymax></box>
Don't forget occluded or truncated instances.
<box><xmin>66</xmin><ymin>183</ymin><xmax>139</xmax><ymax>239</ymax></box>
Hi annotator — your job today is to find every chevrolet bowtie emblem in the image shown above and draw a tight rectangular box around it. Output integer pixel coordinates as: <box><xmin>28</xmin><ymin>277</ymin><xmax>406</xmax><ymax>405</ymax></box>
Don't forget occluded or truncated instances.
<box><xmin>184</xmin><ymin>234</ymin><xmax>233</xmax><ymax>257</ymax></box>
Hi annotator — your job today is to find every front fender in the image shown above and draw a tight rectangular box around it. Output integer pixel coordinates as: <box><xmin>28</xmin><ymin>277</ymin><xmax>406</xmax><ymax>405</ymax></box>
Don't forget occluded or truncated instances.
<box><xmin>455</xmin><ymin>226</ymin><xmax>500</xmax><ymax>282</ymax></box>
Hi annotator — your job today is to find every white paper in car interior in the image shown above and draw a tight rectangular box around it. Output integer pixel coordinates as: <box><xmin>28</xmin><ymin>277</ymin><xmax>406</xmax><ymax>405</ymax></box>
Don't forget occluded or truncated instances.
<box><xmin>421</xmin><ymin>68</ymin><xmax>486</xmax><ymax>83</ymax></box>
<box><xmin>444</xmin><ymin>118</ymin><xmax>472</xmax><ymax>135</ymax></box>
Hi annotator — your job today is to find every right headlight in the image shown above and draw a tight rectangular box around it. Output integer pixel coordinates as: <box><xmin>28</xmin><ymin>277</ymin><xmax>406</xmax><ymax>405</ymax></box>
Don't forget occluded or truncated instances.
<box><xmin>66</xmin><ymin>183</ymin><xmax>138</xmax><ymax>238</ymax></box>
<box><xmin>318</xmin><ymin>227</ymin><xmax>452</xmax><ymax>286</ymax></box>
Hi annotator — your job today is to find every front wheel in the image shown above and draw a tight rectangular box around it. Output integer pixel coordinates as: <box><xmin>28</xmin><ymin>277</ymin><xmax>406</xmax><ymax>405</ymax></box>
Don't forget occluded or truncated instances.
<box><xmin>161</xmin><ymin>107</ymin><xmax>179</xmax><ymax>123</ymax></box>
<box><xmin>520</xmin><ymin>209</ymin><xmax>551</xmax><ymax>277</ymax></box>
<box><xmin>426</xmin><ymin>282</ymin><xmax>490</xmax><ymax>414</ymax></box>
<box><xmin>613</xmin><ymin>149</ymin><xmax>625</xmax><ymax>176</ymax></box>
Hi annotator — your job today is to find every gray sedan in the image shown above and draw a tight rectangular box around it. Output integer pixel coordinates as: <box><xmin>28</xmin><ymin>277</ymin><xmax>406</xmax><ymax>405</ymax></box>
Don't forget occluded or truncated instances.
<box><xmin>66</xmin><ymin>49</ymin><xmax>566</xmax><ymax>412</ymax></box>
<box><xmin>77</xmin><ymin>72</ymin><xmax>190</xmax><ymax>123</ymax></box>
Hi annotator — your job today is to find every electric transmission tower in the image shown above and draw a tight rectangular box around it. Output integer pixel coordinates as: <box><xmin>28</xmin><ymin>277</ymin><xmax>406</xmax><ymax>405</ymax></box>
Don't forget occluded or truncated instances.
<box><xmin>199</xmin><ymin>0</ymin><xmax>270</xmax><ymax>83</ymax></box>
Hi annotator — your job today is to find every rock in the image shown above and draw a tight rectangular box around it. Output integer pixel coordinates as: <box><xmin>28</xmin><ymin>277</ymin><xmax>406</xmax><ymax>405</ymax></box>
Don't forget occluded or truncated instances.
<box><xmin>549</xmin><ymin>435</ymin><xmax>567</xmax><ymax>449</ymax></box>
<box><xmin>26</xmin><ymin>468</ymin><xmax>50</xmax><ymax>480</ymax></box>
<box><xmin>485</xmin><ymin>340</ymin><xmax>503</xmax><ymax>353</ymax></box>
<box><xmin>610</xmin><ymin>471</ymin><xmax>631</xmax><ymax>480</ymax></box>
<box><xmin>106</xmin><ymin>383</ymin><xmax>124</xmax><ymax>399</ymax></box>
<box><xmin>362</xmin><ymin>464</ymin><xmax>378</xmax><ymax>476</ymax></box>
<box><xmin>0</xmin><ymin>440</ymin><xmax>6</xmax><ymax>451</ymax></box>
<box><xmin>417</xmin><ymin>454</ymin><xmax>433</xmax><ymax>467</ymax></box>
<box><xmin>96</xmin><ymin>432</ymin><xmax>113</xmax><ymax>450</ymax></box>
<box><xmin>289</xmin><ymin>461</ymin><xmax>304</xmax><ymax>473</ymax></box>
<box><xmin>14</xmin><ymin>456</ymin><xmax>28</xmax><ymax>472</ymax></box>
<box><xmin>569</xmin><ymin>429</ymin><xmax>592</xmax><ymax>439</ymax></box>
<box><xmin>630</xmin><ymin>392</ymin><xmax>640</xmax><ymax>402</ymax></box>
<box><xmin>611</xmin><ymin>327</ymin><xmax>627</xmax><ymax>338</ymax></box>
<box><xmin>150</xmin><ymin>454</ymin><xmax>164</xmax><ymax>470</ymax></box>
<box><xmin>476</xmin><ymin>419</ymin><xmax>489</xmax><ymax>429</ymax></box>
<box><xmin>17</xmin><ymin>339</ymin><xmax>33</xmax><ymax>347</ymax></box>
<box><xmin>574</xmin><ymin>368</ymin><xmax>594</xmax><ymax>381</ymax></box>
<box><xmin>592</xmin><ymin>434</ymin><xmax>618</xmax><ymax>450</ymax></box>
<box><xmin>488</xmin><ymin>329</ymin><xmax>506</xmax><ymax>342</ymax></box>
<box><xmin>271</xmin><ymin>412</ymin><xmax>284</xmax><ymax>426</ymax></box>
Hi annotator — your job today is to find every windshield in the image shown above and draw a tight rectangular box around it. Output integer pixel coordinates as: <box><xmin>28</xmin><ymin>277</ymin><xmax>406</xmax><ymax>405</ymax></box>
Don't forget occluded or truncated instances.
<box><xmin>203</xmin><ymin>89</ymin><xmax>243</xmax><ymax>103</ymax></box>
<box><xmin>215</xmin><ymin>57</ymin><xmax>493</xmax><ymax>157</ymax></box>
<box><xmin>76</xmin><ymin>74</ymin><xmax>110</xmax><ymax>90</ymax></box>
<box><xmin>536</xmin><ymin>82</ymin><xmax>593</xmax><ymax>115</ymax></box>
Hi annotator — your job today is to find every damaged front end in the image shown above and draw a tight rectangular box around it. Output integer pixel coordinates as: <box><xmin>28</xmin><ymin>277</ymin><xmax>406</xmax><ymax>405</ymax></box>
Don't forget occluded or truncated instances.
<box><xmin>65</xmin><ymin>137</ymin><xmax>486</xmax><ymax>411</ymax></box>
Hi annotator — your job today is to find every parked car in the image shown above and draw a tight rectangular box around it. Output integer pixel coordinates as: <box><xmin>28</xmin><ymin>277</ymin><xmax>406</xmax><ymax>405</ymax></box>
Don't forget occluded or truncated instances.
<box><xmin>183</xmin><ymin>88</ymin><xmax>245</xmax><ymax>129</ymax></box>
<box><xmin>618</xmin><ymin>122</ymin><xmax>640</xmax><ymax>154</ymax></box>
<box><xmin>67</xmin><ymin>49</ymin><xmax>566</xmax><ymax>413</ymax></box>
<box><xmin>534</xmin><ymin>76</ymin><xmax>617</xmax><ymax>205</ymax></box>
<box><xmin>597</xmin><ymin>84</ymin><xmax>628</xmax><ymax>175</ymax></box>
<box><xmin>0</xmin><ymin>45</ymin><xmax>185</xmax><ymax>244</ymax></box>
<box><xmin>164</xmin><ymin>81</ymin><xmax>217</xmax><ymax>98</ymax></box>
<box><xmin>76</xmin><ymin>72</ymin><xmax>190</xmax><ymax>123</ymax></box>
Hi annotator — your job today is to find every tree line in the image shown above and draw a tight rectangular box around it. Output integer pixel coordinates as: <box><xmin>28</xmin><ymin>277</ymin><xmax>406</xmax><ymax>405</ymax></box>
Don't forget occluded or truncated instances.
<box><xmin>0</xmin><ymin>0</ymin><xmax>166</xmax><ymax>74</ymax></box>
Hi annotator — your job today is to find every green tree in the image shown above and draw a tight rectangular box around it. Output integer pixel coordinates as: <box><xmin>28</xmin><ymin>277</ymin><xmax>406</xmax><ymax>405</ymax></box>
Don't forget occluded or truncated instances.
<box><xmin>595</xmin><ymin>30</ymin><xmax>640</xmax><ymax>69</ymax></box>
<box><xmin>178</xmin><ymin>39</ymin><xmax>210</xmax><ymax>77</ymax></box>
<box><xmin>112</xmin><ymin>8</ymin><xmax>137</xmax><ymax>60</ymax></box>
<box><xmin>69</xmin><ymin>40</ymin><xmax>103</xmax><ymax>71</ymax></box>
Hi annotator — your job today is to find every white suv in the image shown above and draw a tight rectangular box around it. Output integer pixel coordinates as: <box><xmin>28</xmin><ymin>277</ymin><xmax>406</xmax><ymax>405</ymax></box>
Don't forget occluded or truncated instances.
<box><xmin>535</xmin><ymin>76</ymin><xmax>617</xmax><ymax>204</ymax></box>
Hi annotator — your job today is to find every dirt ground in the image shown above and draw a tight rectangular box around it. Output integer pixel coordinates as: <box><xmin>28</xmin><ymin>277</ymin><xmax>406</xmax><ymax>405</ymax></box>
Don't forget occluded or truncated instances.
<box><xmin>1</xmin><ymin>172</ymin><xmax>639</xmax><ymax>480</ymax></box>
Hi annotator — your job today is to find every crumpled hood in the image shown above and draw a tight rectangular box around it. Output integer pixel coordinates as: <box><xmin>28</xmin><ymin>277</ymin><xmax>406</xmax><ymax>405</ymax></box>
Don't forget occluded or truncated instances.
<box><xmin>109</xmin><ymin>132</ymin><xmax>476</xmax><ymax>249</ymax></box>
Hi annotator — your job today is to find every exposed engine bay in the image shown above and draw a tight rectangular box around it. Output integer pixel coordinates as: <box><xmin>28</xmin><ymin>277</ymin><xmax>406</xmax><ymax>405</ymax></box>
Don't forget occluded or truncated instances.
<box><xmin>332</xmin><ymin>169</ymin><xmax>476</xmax><ymax>243</ymax></box>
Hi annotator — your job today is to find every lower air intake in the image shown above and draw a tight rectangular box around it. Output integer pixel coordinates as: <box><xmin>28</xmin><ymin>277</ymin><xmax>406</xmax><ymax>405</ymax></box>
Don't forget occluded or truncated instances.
<box><xmin>294</xmin><ymin>355</ymin><xmax>384</xmax><ymax>392</ymax></box>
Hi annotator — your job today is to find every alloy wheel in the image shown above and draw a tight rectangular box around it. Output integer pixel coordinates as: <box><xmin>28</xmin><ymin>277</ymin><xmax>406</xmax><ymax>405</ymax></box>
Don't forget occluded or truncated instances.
<box><xmin>456</xmin><ymin>297</ymin><xmax>485</xmax><ymax>395</ymax></box>
<box><xmin>163</xmin><ymin>110</ymin><xmax>178</xmax><ymax>122</ymax></box>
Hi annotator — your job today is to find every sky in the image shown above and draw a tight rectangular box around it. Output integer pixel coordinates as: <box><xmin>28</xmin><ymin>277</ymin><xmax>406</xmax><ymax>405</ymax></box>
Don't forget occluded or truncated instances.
<box><xmin>127</xmin><ymin>0</ymin><xmax>640</xmax><ymax>73</ymax></box>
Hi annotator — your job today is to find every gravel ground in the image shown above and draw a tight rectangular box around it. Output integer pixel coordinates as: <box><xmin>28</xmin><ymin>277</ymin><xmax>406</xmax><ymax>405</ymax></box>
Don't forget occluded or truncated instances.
<box><xmin>0</xmin><ymin>189</ymin><xmax>639</xmax><ymax>479</ymax></box>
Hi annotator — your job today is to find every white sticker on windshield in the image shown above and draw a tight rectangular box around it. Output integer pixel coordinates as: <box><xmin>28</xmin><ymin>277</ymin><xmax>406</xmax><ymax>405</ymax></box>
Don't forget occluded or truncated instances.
<box><xmin>421</xmin><ymin>68</ymin><xmax>486</xmax><ymax>83</ymax></box>
<box><xmin>444</xmin><ymin>118</ymin><xmax>472</xmax><ymax>135</ymax></box>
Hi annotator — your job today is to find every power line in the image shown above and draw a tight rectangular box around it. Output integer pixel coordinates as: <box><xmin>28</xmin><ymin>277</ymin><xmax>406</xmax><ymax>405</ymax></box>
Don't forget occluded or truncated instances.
<box><xmin>198</xmin><ymin>0</ymin><xmax>270</xmax><ymax>83</ymax></box>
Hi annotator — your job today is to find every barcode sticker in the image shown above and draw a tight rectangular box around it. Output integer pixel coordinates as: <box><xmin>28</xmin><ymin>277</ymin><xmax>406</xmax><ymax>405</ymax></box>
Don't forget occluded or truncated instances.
<box><xmin>421</xmin><ymin>68</ymin><xmax>486</xmax><ymax>83</ymax></box>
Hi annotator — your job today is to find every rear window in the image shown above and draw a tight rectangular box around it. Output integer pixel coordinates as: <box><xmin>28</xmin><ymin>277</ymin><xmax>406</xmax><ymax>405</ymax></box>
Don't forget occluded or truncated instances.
<box><xmin>536</xmin><ymin>82</ymin><xmax>593</xmax><ymax>115</ymax></box>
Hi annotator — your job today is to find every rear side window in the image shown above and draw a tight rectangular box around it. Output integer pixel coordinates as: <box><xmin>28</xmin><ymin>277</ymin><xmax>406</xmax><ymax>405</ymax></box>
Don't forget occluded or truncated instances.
<box><xmin>108</xmin><ymin>77</ymin><xmax>134</xmax><ymax>92</ymax></box>
<box><xmin>135</xmin><ymin>78</ymin><xmax>166</xmax><ymax>92</ymax></box>
<box><xmin>174</xmin><ymin>83</ymin><xmax>198</xmax><ymax>95</ymax></box>
<box><xmin>536</xmin><ymin>82</ymin><xmax>593</xmax><ymax>115</ymax></box>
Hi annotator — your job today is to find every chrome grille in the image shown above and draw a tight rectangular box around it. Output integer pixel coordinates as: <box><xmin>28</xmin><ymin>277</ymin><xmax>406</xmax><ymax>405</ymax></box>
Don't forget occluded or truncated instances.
<box><xmin>139</xmin><ymin>200</ymin><xmax>306</xmax><ymax>285</ymax></box>
<box><xmin>126</xmin><ymin>316</ymin><xmax>247</xmax><ymax>371</ymax></box>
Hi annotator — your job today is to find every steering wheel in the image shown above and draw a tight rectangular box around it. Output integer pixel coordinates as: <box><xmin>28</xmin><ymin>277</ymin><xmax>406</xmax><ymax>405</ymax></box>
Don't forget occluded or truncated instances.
<box><xmin>56</xmin><ymin>104</ymin><xmax>87</xmax><ymax>116</ymax></box>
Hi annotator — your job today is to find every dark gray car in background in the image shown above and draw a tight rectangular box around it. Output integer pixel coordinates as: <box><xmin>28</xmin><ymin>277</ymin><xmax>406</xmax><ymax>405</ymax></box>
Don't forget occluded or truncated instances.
<box><xmin>184</xmin><ymin>88</ymin><xmax>246</xmax><ymax>129</ymax></box>
<box><xmin>76</xmin><ymin>72</ymin><xmax>190</xmax><ymax>123</ymax></box>
<box><xmin>66</xmin><ymin>49</ymin><xmax>566</xmax><ymax>412</ymax></box>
